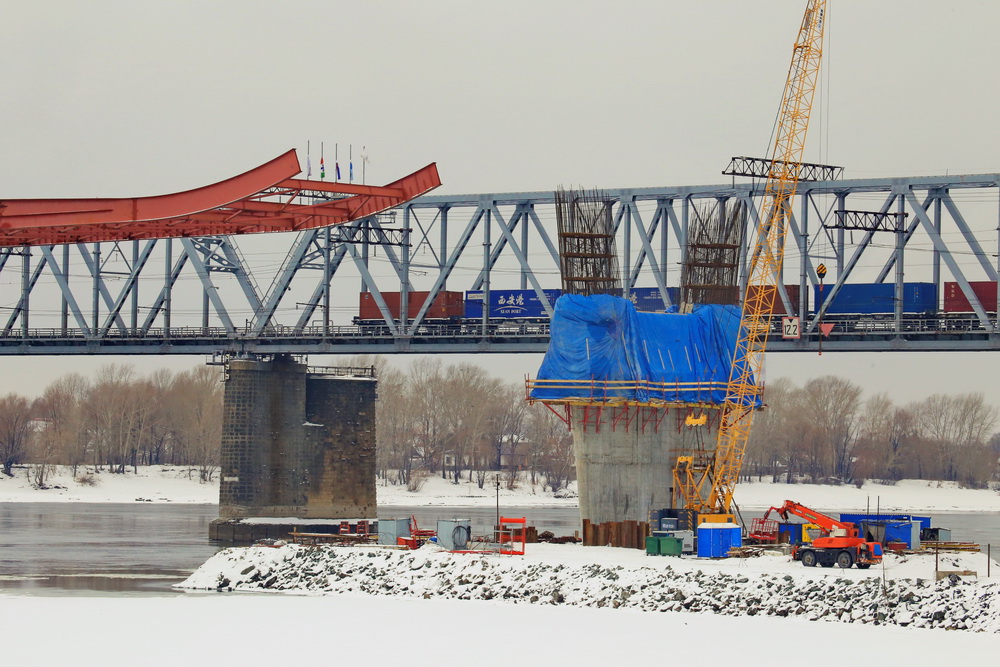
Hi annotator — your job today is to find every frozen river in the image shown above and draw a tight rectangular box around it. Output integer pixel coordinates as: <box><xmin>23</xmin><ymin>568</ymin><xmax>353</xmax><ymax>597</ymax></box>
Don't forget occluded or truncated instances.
<box><xmin>1</xmin><ymin>502</ymin><xmax>996</xmax><ymax>596</ymax></box>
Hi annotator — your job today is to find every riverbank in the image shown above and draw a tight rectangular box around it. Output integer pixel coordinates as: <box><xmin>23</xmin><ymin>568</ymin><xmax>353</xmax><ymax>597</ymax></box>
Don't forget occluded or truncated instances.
<box><xmin>2</xmin><ymin>465</ymin><xmax>999</xmax><ymax>513</ymax></box>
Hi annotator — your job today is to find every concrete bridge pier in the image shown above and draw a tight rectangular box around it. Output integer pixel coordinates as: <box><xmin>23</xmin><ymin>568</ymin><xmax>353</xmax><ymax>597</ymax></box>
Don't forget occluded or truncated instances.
<box><xmin>569</xmin><ymin>405</ymin><xmax>720</xmax><ymax>525</ymax></box>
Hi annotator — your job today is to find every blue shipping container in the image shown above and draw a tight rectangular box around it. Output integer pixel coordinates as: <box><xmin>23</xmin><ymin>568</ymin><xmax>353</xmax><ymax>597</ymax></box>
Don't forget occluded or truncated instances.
<box><xmin>839</xmin><ymin>513</ymin><xmax>931</xmax><ymax>531</ymax></box>
<box><xmin>814</xmin><ymin>282</ymin><xmax>937</xmax><ymax>315</ymax></box>
<box><xmin>464</xmin><ymin>289</ymin><xmax>561</xmax><ymax>320</ymax></box>
<box><xmin>883</xmin><ymin>521</ymin><xmax>921</xmax><ymax>549</ymax></box>
<box><xmin>696</xmin><ymin>523</ymin><xmax>742</xmax><ymax>558</ymax></box>
<box><xmin>628</xmin><ymin>286</ymin><xmax>680</xmax><ymax>312</ymax></box>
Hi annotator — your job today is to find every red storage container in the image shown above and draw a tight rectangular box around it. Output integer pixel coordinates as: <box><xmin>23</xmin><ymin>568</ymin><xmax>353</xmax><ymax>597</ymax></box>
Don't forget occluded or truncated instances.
<box><xmin>359</xmin><ymin>291</ymin><xmax>464</xmax><ymax>321</ymax></box>
<box><xmin>943</xmin><ymin>281</ymin><xmax>997</xmax><ymax>313</ymax></box>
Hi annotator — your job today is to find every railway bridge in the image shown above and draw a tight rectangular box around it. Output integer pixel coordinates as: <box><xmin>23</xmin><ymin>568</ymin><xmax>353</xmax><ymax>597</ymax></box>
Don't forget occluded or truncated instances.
<box><xmin>3</xmin><ymin>153</ymin><xmax>1000</xmax><ymax>357</ymax></box>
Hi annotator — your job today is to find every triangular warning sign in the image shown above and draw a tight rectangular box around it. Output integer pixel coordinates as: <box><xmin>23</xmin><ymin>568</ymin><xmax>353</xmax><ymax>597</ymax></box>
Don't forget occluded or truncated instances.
<box><xmin>819</xmin><ymin>322</ymin><xmax>835</xmax><ymax>337</ymax></box>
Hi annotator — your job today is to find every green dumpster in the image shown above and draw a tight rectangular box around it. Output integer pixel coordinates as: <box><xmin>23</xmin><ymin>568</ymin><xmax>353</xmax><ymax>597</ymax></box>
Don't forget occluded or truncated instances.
<box><xmin>645</xmin><ymin>536</ymin><xmax>660</xmax><ymax>555</ymax></box>
<box><xmin>658</xmin><ymin>536</ymin><xmax>683</xmax><ymax>556</ymax></box>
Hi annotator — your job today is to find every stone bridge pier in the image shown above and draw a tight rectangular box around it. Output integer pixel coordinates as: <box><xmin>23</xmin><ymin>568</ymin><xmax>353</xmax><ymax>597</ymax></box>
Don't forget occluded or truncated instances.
<box><xmin>210</xmin><ymin>354</ymin><xmax>377</xmax><ymax>541</ymax></box>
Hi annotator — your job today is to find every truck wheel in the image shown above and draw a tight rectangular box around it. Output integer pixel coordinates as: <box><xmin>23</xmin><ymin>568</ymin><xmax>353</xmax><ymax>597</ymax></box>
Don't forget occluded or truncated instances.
<box><xmin>856</xmin><ymin>563</ymin><xmax>872</xmax><ymax>570</ymax></box>
<box><xmin>836</xmin><ymin>550</ymin><xmax>854</xmax><ymax>569</ymax></box>
<box><xmin>801</xmin><ymin>550</ymin><xmax>817</xmax><ymax>567</ymax></box>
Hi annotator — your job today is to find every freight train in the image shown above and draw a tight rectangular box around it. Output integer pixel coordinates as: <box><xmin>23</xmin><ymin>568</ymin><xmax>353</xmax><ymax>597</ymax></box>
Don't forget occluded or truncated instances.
<box><xmin>354</xmin><ymin>281</ymin><xmax>998</xmax><ymax>327</ymax></box>
<box><xmin>356</xmin><ymin>287</ymin><xmax>682</xmax><ymax>324</ymax></box>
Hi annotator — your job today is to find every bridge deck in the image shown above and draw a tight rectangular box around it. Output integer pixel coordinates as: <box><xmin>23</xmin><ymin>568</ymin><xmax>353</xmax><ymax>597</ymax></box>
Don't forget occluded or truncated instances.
<box><xmin>1</xmin><ymin>316</ymin><xmax>997</xmax><ymax>355</ymax></box>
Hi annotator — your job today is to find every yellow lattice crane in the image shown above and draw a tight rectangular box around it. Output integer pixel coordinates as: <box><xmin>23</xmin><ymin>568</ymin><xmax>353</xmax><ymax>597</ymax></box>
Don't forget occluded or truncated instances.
<box><xmin>673</xmin><ymin>0</ymin><xmax>828</xmax><ymax>520</ymax></box>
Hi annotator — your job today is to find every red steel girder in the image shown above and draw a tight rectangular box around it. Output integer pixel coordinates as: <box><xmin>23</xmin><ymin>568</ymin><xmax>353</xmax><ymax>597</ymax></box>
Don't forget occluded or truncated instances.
<box><xmin>0</xmin><ymin>149</ymin><xmax>440</xmax><ymax>247</ymax></box>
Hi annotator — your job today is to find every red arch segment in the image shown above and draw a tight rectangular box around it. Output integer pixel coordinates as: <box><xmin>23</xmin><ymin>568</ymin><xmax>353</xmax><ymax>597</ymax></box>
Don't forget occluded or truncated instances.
<box><xmin>0</xmin><ymin>149</ymin><xmax>440</xmax><ymax>247</ymax></box>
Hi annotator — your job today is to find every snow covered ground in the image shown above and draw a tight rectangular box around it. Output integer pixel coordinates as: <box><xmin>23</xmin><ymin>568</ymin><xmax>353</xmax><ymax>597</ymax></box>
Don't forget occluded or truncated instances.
<box><xmin>4</xmin><ymin>594</ymin><xmax>997</xmax><ymax>666</ymax></box>
<box><xmin>4</xmin><ymin>465</ymin><xmax>1000</xmax><ymax>514</ymax></box>
<box><xmin>0</xmin><ymin>465</ymin><xmax>218</xmax><ymax>503</ymax></box>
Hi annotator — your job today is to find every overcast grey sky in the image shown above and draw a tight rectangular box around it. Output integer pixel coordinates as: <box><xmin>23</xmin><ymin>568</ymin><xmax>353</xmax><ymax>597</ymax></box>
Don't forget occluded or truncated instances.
<box><xmin>2</xmin><ymin>1</ymin><xmax>1000</xmax><ymax>407</ymax></box>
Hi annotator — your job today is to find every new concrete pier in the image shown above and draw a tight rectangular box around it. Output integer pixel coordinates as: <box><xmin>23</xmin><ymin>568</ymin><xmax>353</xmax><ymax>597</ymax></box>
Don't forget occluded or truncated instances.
<box><xmin>569</xmin><ymin>405</ymin><xmax>719</xmax><ymax>524</ymax></box>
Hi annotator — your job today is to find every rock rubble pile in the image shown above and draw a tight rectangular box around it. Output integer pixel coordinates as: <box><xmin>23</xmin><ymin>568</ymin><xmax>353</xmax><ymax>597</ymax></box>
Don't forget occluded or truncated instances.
<box><xmin>179</xmin><ymin>545</ymin><xmax>1000</xmax><ymax>632</ymax></box>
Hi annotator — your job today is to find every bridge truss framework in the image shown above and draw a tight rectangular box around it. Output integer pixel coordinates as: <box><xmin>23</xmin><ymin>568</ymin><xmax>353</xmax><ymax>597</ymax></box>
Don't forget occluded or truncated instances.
<box><xmin>2</xmin><ymin>172</ymin><xmax>1000</xmax><ymax>356</ymax></box>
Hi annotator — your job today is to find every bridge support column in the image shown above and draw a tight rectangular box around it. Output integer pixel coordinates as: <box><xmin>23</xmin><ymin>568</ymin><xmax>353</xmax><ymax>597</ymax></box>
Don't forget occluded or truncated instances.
<box><xmin>212</xmin><ymin>355</ymin><xmax>376</xmax><ymax>539</ymax></box>
<box><xmin>569</xmin><ymin>405</ymin><xmax>719</xmax><ymax>525</ymax></box>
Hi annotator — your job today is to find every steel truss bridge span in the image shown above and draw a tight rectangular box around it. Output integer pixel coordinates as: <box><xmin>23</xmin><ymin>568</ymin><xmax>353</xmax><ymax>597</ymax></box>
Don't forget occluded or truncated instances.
<box><xmin>2</xmin><ymin>172</ymin><xmax>1000</xmax><ymax>356</ymax></box>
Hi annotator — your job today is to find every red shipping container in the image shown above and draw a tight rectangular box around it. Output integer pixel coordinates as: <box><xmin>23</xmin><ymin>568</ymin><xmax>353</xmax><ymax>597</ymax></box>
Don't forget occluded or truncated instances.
<box><xmin>745</xmin><ymin>284</ymin><xmax>806</xmax><ymax>315</ymax></box>
<box><xmin>943</xmin><ymin>281</ymin><xmax>997</xmax><ymax>313</ymax></box>
<box><xmin>359</xmin><ymin>291</ymin><xmax>464</xmax><ymax>321</ymax></box>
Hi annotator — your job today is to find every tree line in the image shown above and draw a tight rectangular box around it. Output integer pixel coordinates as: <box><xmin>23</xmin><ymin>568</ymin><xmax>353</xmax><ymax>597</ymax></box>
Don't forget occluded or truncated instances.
<box><xmin>0</xmin><ymin>364</ymin><xmax>222</xmax><ymax>484</ymax></box>
<box><xmin>2</xmin><ymin>360</ymin><xmax>996</xmax><ymax>492</ymax></box>
<box><xmin>744</xmin><ymin>375</ymin><xmax>1000</xmax><ymax>488</ymax></box>
<box><xmin>369</xmin><ymin>356</ymin><xmax>574</xmax><ymax>492</ymax></box>
<box><xmin>0</xmin><ymin>357</ymin><xmax>576</xmax><ymax>493</ymax></box>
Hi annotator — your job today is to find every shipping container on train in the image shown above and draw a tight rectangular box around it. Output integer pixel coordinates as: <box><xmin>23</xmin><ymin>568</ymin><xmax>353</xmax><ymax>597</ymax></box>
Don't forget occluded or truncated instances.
<box><xmin>358</xmin><ymin>291</ymin><xmax>464</xmax><ymax>322</ymax></box>
<box><xmin>814</xmin><ymin>282</ymin><xmax>937</xmax><ymax>315</ymax></box>
<box><xmin>464</xmin><ymin>289</ymin><xmax>562</xmax><ymax>320</ymax></box>
<box><xmin>627</xmin><ymin>286</ymin><xmax>680</xmax><ymax>312</ymax></box>
<box><xmin>943</xmin><ymin>281</ymin><xmax>998</xmax><ymax>313</ymax></box>
<box><xmin>745</xmin><ymin>284</ymin><xmax>806</xmax><ymax>316</ymax></box>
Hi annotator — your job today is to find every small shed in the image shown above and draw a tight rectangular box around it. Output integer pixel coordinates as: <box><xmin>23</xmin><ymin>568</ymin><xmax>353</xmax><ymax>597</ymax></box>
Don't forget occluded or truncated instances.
<box><xmin>697</xmin><ymin>522</ymin><xmax>742</xmax><ymax>558</ymax></box>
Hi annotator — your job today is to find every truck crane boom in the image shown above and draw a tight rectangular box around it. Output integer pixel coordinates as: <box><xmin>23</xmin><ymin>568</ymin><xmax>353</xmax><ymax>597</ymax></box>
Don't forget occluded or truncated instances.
<box><xmin>673</xmin><ymin>0</ymin><xmax>828</xmax><ymax>518</ymax></box>
<box><xmin>760</xmin><ymin>500</ymin><xmax>855</xmax><ymax>536</ymax></box>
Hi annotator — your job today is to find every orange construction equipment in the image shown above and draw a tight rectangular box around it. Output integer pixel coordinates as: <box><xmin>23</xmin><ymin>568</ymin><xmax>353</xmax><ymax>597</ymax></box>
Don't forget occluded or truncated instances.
<box><xmin>0</xmin><ymin>149</ymin><xmax>440</xmax><ymax>247</ymax></box>
<box><xmin>496</xmin><ymin>517</ymin><xmax>527</xmax><ymax>556</ymax></box>
<box><xmin>754</xmin><ymin>500</ymin><xmax>883</xmax><ymax>569</ymax></box>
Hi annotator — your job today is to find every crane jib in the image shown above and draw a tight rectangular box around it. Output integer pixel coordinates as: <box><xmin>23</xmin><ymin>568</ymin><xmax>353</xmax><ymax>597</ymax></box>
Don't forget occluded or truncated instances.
<box><xmin>673</xmin><ymin>0</ymin><xmax>827</xmax><ymax>517</ymax></box>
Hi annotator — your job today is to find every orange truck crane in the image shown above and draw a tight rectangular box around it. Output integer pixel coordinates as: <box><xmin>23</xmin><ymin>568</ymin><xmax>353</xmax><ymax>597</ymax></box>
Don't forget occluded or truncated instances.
<box><xmin>751</xmin><ymin>500</ymin><xmax>883</xmax><ymax>569</ymax></box>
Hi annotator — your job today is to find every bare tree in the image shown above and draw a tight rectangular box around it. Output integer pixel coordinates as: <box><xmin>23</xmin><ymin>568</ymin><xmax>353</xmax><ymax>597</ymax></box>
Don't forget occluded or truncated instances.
<box><xmin>794</xmin><ymin>375</ymin><xmax>863</xmax><ymax>483</ymax></box>
<box><xmin>912</xmin><ymin>392</ymin><xmax>998</xmax><ymax>486</ymax></box>
<box><xmin>485</xmin><ymin>383</ymin><xmax>529</xmax><ymax>483</ymax></box>
<box><xmin>437</xmin><ymin>363</ymin><xmax>496</xmax><ymax>484</ymax></box>
<box><xmin>162</xmin><ymin>366</ymin><xmax>223</xmax><ymax>481</ymax></box>
<box><xmin>373</xmin><ymin>362</ymin><xmax>414</xmax><ymax>485</ymax></box>
<box><xmin>523</xmin><ymin>402</ymin><xmax>575</xmax><ymax>490</ymax></box>
<box><xmin>0</xmin><ymin>393</ymin><xmax>33</xmax><ymax>477</ymax></box>
<box><xmin>408</xmin><ymin>357</ymin><xmax>447</xmax><ymax>475</ymax></box>
<box><xmin>85</xmin><ymin>364</ymin><xmax>158</xmax><ymax>473</ymax></box>
<box><xmin>853</xmin><ymin>393</ymin><xmax>922</xmax><ymax>484</ymax></box>
<box><xmin>33</xmin><ymin>374</ymin><xmax>89</xmax><ymax>476</ymax></box>
<box><xmin>745</xmin><ymin>377</ymin><xmax>796</xmax><ymax>481</ymax></box>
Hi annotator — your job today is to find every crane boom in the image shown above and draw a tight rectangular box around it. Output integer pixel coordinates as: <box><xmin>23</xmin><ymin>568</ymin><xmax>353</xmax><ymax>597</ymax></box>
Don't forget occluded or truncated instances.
<box><xmin>674</xmin><ymin>0</ymin><xmax>828</xmax><ymax>516</ymax></box>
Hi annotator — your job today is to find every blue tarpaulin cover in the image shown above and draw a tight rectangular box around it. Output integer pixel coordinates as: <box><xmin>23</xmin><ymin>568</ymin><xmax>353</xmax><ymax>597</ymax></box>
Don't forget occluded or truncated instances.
<box><xmin>530</xmin><ymin>294</ymin><xmax>759</xmax><ymax>406</ymax></box>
